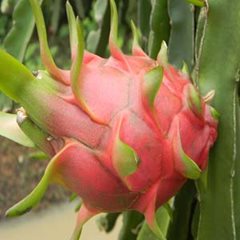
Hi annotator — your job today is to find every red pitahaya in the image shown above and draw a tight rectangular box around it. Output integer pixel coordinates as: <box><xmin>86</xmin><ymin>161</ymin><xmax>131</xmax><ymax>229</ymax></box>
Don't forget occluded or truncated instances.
<box><xmin>0</xmin><ymin>0</ymin><xmax>218</xmax><ymax>239</ymax></box>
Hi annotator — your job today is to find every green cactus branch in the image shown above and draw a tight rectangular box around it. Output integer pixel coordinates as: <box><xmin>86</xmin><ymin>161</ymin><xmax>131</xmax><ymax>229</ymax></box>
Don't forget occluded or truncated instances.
<box><xmin>196</xmin><ymin>0</ymin><xmax>240</xmax><ymax>239</ymax></box>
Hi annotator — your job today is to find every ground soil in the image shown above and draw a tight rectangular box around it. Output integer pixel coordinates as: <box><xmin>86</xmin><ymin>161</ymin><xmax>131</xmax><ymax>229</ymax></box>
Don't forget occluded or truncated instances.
<box><xmin>0</xmin><ymin>137</ymin><xmax>70</xmax><ymax>220</ymax></box>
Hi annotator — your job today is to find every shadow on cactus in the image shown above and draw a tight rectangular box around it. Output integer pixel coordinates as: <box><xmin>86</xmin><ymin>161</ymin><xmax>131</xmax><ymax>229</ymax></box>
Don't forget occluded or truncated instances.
<box><xmin>0</xmin><ymin>0</ymin><xmax>218</xmax><ymax>239</ymax></box>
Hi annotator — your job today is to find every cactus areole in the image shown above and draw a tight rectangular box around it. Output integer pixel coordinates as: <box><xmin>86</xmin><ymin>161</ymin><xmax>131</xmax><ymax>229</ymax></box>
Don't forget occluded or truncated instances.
<box><xmin>0</xmin><ymin>0</ymin><xmax>218</xmax><ymax>239</ymax></box>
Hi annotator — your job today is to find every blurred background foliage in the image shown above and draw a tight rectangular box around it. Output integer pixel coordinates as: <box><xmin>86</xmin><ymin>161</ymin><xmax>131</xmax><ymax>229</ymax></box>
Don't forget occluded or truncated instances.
<box><xmin>0</xmin><ymin>0</ymin><xmax>138</xmax><ymax>70</ymax></box>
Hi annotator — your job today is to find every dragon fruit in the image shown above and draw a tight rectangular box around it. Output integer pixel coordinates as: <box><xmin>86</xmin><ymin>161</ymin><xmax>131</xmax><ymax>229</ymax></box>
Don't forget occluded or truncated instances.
<box><xmin>0</xmin><ymin>0</ymin><xmax>218</xmax><ymax>239</ymax></box>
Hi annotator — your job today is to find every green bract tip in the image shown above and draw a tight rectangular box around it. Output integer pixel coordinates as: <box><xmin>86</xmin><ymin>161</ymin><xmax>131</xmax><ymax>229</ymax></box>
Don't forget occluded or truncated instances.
<box><xmin>28</xmin><ymin>0</ymin><xmax>55</xmax><ymax>71</ymax></box>
<box><xmin>157</xmin><ymin>41</ymin><xmax>168</xmax><ymax>66</ymax></box>
<box><xmin>143</xmin><ymin>66</ymin><xmax>163</xmax><ymax>108</ymax></box>
<box><xmin>6</xmin><ymin>166</ymin><xmax>51</xmax><ymax>217</ymax></box>
<box><xmin>210</xmin><ymin>106</ymin><xmax>220</xmax><ymax>120</ymax></box>
<box><xmin>179</xmin><ymin>146</ymin><xmax>201</xmax><ymax>179</ymax></box>
<box><xmin>130</xmin><ymin>20</ymin><xmax>141</xmax><ymax>49</ymax></box>
<box><xmin>109</xmin><ymin>0</ymin><xmax>118</xmax><ymax>46</ymax></box>
<box><xmin>182</xmin><ymin>62</ymin><xmax>190</xmax><ymax>76</ymax></box>
<box><xmin>66</xmin><ymin>1</ymin><xmax>78</xmax><ymax>59</ymax></box>
<box><xmin>29</xmin><ymin>0</ymin><xmax>67</xmax><ymax>84</ymax></box>
<box><xmin>187</xmin><ymin>85</ymin><xmax>203</xmax><ymax>117</ymax></box>
<box><xmin>113</xmin><ymin>137</ymin><xmax>139</xmax><ymax>178</ymax></box>
<box><xmin>71</xmin><ymin>17</ymin><xmax>84</xmax><ymax>97</ymax></box>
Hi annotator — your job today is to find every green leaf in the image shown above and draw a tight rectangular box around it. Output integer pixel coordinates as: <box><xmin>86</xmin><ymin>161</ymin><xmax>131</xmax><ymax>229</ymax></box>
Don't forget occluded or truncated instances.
<box><xmin>0</xmin><ymin>111</ymin><xmax>34</xmax><ymax>147</ymax></box>
<box><xmin>168</xmin><ymin>0</ymin><xmax>194</xmax><ymax>69</ymax></box>
<box><xmin>3</xmin><ymin>0</ymin><xmax>42</xmax><ymax>61</ymax></box>
<box><xmin>0</xmin><ymin>93</ymin><xmax>13</xmax><ymax>112</ymax></box>
<box><xmin>148</xmin><ymin>0</ymin><xmax>170</xmax><ymax>59</ymax></box>
<box><xmin>196</xmin><ymin>0</ymin><xmax>240</xmax><ymax>239</ymax></box>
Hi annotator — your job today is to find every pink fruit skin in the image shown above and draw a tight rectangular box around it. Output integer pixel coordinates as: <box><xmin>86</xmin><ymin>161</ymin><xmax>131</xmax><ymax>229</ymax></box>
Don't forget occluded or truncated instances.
<box><xmin>28</xmin><ymin>49</ymin><xmax>217</xmax><ymax>225</ymax></box>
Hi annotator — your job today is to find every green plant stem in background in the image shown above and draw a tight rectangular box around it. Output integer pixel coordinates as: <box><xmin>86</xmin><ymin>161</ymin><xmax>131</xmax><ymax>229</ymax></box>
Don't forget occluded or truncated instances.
<box><xmin>119</xmin><ymin>211</ymin><xmax>144</xmax><ymax>240</ymax></box>
<box><xmin>137</xmin><ymin>0</ymin><xmax>151</xmax><ymax>51</ymax></box>
<box><xmin>167</xmin><ymin>181</ymin><xmax>196</xmax><ymax>239</ymax></box>
<box><xmin>50</xmin><ymin>0</ymin><xmax>61</xmax><ymax>35</ymax></box>
<box><xmin>86</xmin><ymin>0</ymin><xmax>110</xmax><ymax>56</ymax></box>
<box><xmin>97</xmin><ymin>212</ymin><xmax>121</xmax><ymax>233</ymax></box>
<box><xmin>196</xmin><ymin>0</ymin><xmax>240</xmax><ymax>239</ymax></box>
<box><xmin>168</xmin><ymin>0</ymin><xmax>194</xmax><ymax>69</ymax></box>
<box><xmin>148</xmin><ymin>0</ymin><xmax>170</xmax><ymax>59</ymax></box>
